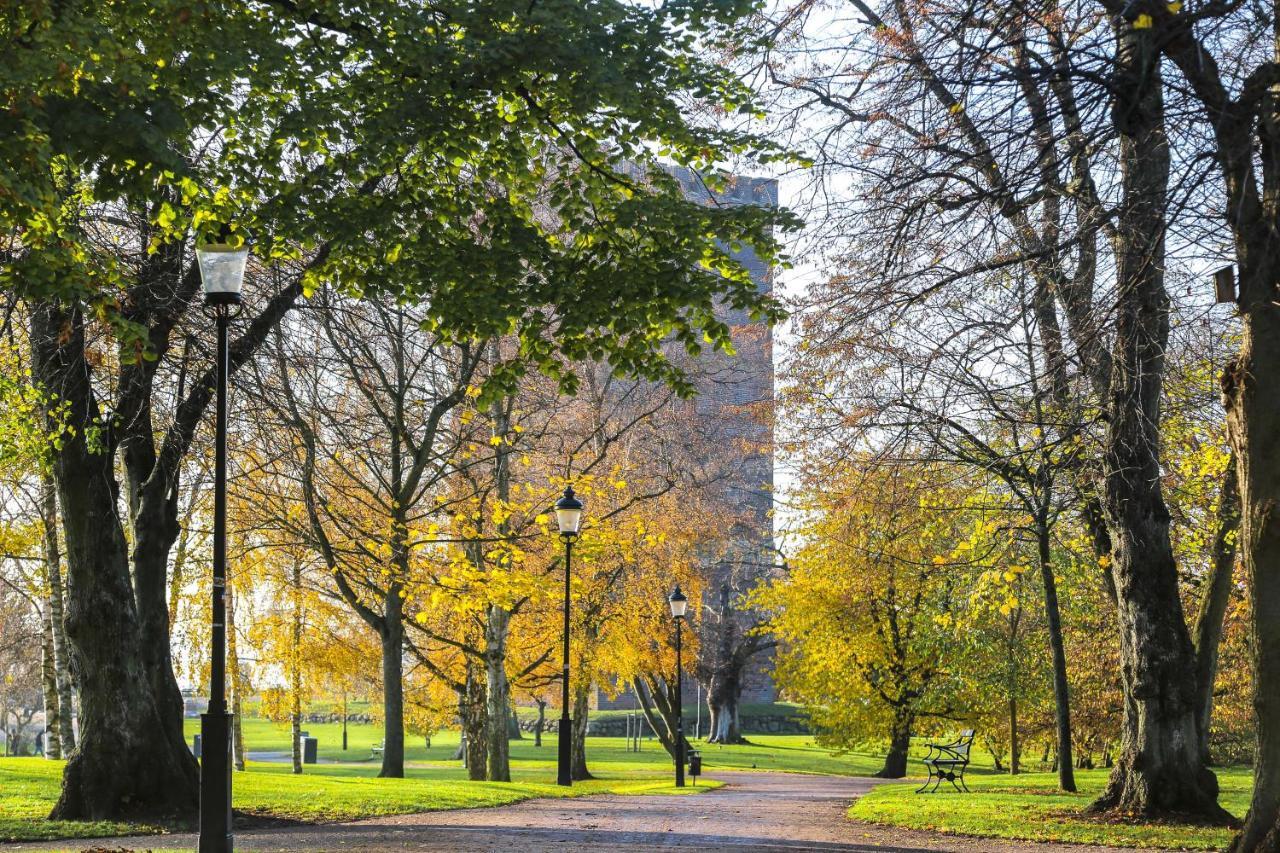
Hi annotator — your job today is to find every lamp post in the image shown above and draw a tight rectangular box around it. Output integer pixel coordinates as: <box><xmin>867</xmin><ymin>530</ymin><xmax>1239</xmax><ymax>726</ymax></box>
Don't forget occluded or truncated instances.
<box><xmin>553</xmin><ymin>486</ymin><xmax>584</xmax><ymax>787</ymax></box>
<box><xmin>669</xmin><ymin>585</ymin><xmax>688</xmax><ymax>788</ymax></box>
<box><xmin>197</xmin><ymin>243</ymin><xmax>247</xmax><ymax>853</ymax></box>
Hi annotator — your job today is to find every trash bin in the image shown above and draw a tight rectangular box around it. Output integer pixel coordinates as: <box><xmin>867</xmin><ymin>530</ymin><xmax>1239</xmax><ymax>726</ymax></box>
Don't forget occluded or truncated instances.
<box><xmin>302</xmin><ymin>736</ymin><xmax>318</xmax><ymax>764</ymax></box>
<box><xmin>688</xmin><ymin>750</ymin><xmax>702</xmax><ymax>780</ymax></box>
<box><xmin>193</xmin><ymin>734</ymin><xmax>202</xmax><ymax>759</ymax></box>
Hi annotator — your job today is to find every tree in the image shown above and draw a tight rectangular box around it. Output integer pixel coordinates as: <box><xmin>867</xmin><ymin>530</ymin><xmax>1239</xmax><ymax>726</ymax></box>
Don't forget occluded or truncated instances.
<box><xmin>759</xmin><ymin>461</ymin><xmax>984</xmax><ymax>778</ymax></box>
<box><xmin>1095</xmin><ymin>0</ymin><xmax>1280</xmax><ymax>842</ymax></box>
<box><xmin>760</xmin><ymin>0</ymin><xmax>1230</xmax><ymax>817</ymax></box>
<box><xmin>10</xmin><ymin>0</ymin><xmax>794</xmax><ymax>819</ymax></box>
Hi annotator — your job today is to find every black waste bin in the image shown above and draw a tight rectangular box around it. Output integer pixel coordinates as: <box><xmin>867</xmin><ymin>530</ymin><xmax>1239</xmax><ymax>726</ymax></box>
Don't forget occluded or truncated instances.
<box><xmin>302</xmin><ymin>736</ymin><xmax>318</xmax><ymax>764</ymax></box>
<box><xmin>193</xmin><ymin>733</ymin><xmax>202</xmax><ymax>759</ymax></box>
<box><xmin>688</xmin><ymin>750</ymin><xmax>702</xmax><ymax>780</ymax></box>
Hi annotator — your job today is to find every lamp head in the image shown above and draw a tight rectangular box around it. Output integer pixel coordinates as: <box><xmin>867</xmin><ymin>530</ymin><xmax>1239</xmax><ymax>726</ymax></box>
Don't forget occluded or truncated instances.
<box><xmin>196</xmin><ymin>243</ymin><xmax>248</xmax><ymax>305</ymax></box>
<box><xmin>669</xmin><ymin>585</ymin><xmax>688</xmax><ymax>620</ymax></box>
<box><xmin>554</xmin><ymin>486</ymin><xmax>584</xmax><ymax>538</ymax></box>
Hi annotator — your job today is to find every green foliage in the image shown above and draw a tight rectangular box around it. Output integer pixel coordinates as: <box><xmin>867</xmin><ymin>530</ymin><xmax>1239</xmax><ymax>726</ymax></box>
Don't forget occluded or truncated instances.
<box><xmin>4</xmin><ymin>0</ymin><xmax>799</xmax><ymax>389</ymax></box>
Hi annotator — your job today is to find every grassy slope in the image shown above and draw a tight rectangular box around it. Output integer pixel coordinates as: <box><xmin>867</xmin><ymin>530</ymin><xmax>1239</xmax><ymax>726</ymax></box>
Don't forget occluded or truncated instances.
<box><xmin>850</xmin><ymin>766</ymin><xmax>1249</xmax><ymax>850</ymax></box>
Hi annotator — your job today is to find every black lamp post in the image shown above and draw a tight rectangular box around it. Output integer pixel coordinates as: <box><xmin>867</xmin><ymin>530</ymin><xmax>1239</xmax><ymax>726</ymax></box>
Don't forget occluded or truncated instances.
<box><xmin>197</xmin><ymin>243</ymin><xmax>247</xmax><ymax>853</ymax></box>
<box><xmin>553</xmin><ymin>486</ymin><xmax>584</xmax><ymax>787</ymax></box>
<box><xmin>669</xmin><ymin>585</ymin><xmax>688</xmax><ymax>788</ymax></box>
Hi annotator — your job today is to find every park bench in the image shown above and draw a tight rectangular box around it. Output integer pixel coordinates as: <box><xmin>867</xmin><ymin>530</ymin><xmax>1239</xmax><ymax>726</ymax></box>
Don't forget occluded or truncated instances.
<box><xmin>916</xmin><ymin>729</ymin><xmax>975</xmax><ymax>793</ymax></box>
<box><xmin>371</xmin><ymin>740</ymin><xmax>384</xmax><ymax>758</ymax></box>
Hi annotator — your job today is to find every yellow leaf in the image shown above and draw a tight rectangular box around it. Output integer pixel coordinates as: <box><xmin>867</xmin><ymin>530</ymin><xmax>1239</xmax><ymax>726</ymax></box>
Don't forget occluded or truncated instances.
<box><xmin>1134</xmin><ymin>13</ymin><xmax>1153</xmax><ymax>28</ymax></box>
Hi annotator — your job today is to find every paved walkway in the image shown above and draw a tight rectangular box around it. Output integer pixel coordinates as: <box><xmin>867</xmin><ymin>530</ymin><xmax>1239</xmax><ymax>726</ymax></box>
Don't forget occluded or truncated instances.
<box><xmin>6</xmin><ymin>771</ymin><xmax>1146</xmax><ymax>853</ymax></box>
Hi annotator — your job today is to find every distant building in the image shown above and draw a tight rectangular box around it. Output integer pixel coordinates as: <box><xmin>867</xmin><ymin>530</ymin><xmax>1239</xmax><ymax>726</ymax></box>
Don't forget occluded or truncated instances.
<box><xmin>597</xmin><ymin>168</ymin><xmax>777</xmax><ymax>711</ymax></box>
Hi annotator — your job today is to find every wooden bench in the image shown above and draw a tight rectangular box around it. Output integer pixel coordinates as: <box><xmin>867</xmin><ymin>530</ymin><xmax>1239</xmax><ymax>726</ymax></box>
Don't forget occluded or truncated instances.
<box><xmin>371</xmin><ymin>740</ymin><xmax>384</xmax><ymax>758</ymax></box>
<box><xmin>916</xmin><ymin>729</ymin><xmax>974</xmax><ymax>793</ymax></box>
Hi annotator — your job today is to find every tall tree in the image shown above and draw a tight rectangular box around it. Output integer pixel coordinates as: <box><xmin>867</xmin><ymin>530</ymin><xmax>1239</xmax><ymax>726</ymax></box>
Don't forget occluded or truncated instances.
<box><xmin>761</xmin><ymin>0</ymin><xmax>1230</xmax><ymax>816</ymax></box>
<box><xmin>8</xmin><ymin>0</ymin><xmax>792</xmax><ymax>818</ymax></box>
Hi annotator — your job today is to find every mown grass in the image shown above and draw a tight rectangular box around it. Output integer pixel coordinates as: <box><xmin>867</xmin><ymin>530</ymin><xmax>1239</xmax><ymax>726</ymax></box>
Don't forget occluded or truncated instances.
<box><xmin>849</xmin><ymin>765</ymin><xmax>1250</xmax><ymax>850</ymax></box>
<box><xmin>0</xmin><ymin>759</ymin><xmax>164</xmax><ymax>842</ymax></box>
<box><xmin>6</xmin><ymin>715</ymin><xmax>876</xmax><ymax>845</ymax></box>
<box><xmin>184</xmin><ymin>716</ymin><xmax>888</xmax><ymax>776</ymax></box>
<box><xmin>0</xmin><ymin>754</ymin><xmax>721</xmax><ymax>844</ymax></box>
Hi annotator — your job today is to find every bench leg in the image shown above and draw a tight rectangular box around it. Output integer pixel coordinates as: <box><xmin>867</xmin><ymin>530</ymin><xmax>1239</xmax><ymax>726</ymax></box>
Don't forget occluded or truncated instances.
<box><xmin>915</xmin><ymin>771</ymin><xmax>933</xmax><ymax>794</ymax></box>
<box><xmin>958</xmin><ymin>771</ymin><xmax>970</xmax><ymax>793</ymax></box>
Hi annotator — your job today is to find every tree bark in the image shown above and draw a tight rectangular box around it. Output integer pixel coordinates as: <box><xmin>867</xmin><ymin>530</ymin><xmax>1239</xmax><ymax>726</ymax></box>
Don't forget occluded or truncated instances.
<box><xmin>1008</xmin><ymin>607</ymin><xmax>1020</xmax><ymax>776</ymax></box>
<box><xmin>41</xmin><ymin>473</ymin><xmax>75</xmax><ymax>755</ymax></box>
<box><xmin>379</xmin><ymin>586</ymin><xmax>405</xmax><ymax>778</ymax></box>
<box><xmin>228</xmin><ymin>586</ymin><xmax>246</xmax><ymax>772</ymax></box>
<box><xmin>31</xmin><ymin>302</ymin><xmax>199</xmax><ymax>820</ymax></box>
<box><xmin>1037</xmin><ymin>515</ymin><xmax>1076</xmax><ymax>791</ymax></box>
<box><xmin>876</xmin><ymin>708</ymin><xmax>913</xmax><ymax>779</ymax></box>
<box><xmin>1009</xmin><ymin>694</ymin><xmax>1019</xmax><ymax>775</ymax></box>
<box><xmin>40</xmin><ymin>603</ymin><xmax>61</xmax><ymax>759</ymax></box>
<box><xmin>291</xmin><ymin>560</ymin><xmax>304</xmax><ymax>775</ymax></box>
<box><xmin>1089</xmin><ymin>24</ymin><xmax>1224</xmax><ymax>819</ymax></box>
<box><xmin>484</xmin><ymin>605</ymin><xmax>512</xmax><ymax>782</ymax></box>
<box><xmin>462</xmin><ymin>664</ymin><xmax>488</xmax><ymax>781</ymax></box>
<box><xmin>1226</xmin><ymin>303</ymin><xmax>1280</xmax><ymax>849</ymax></box>
<box><xmin>534</xmin><ymin>698</ymin><xmax>546</xmax><ymax>747</ymax></box>
<box><xmin>1192</xmin><ymin>460</ymin><xmax>1240</xmax><ymax>766</ymax></box>
<box><xmin>706</xmin><ymin>669</ymin><xmax>744</xmax><ymax>744</ymax></box>
<box><xmin>571</xmin><ymin>681</ymin><xmax>592</xmax><ymax>781</ymax></box>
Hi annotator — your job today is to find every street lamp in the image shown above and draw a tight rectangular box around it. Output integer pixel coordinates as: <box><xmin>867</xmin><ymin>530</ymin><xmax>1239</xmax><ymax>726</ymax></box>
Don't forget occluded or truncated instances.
<box><xmin>668</xmin><ymin>585</ymin><xmax>688</xmax><ymax>788</ymax></box>
<box><xmin>197</xmin><ymin>243</ymin><xmax>247</xmax><ymax>853</ymax></box>
<box><xmin>553</xmin><ymin>486</ymin><xmax>583</xmax><ymax>787</ymax></box>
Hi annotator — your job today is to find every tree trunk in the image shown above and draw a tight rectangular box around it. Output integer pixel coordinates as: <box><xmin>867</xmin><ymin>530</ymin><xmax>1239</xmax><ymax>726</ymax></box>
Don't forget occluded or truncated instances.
<box><xmin>1037</xmin><ymin>517</ymin><xmax>1076</xmax><ymax>791</ymax></box>
<box><xmin>41</xmin><ymin>473</ymin><xmax>75</xmax><ymax>754</ymax></box>
<box><xmin>291</xmin><ymin>698</ymin><xmax>302</xmax><ymax>775</ymax></box>
<box><xmin>379</xmin><ymin>586</ymin><xmax>405</xmax><ymax>778</ymax></box>
<box><xmin>31</xmin><ymin>303</ymin><xmax>198</xmax><ymax>821</ymax></box>
<box><xmin>876</xmin><ymin>709</ymin><xmax>913</xmax><ymax>779</ymax></box>
<box><xmin>1009</xmin><ymin>695</ymin><xmax>1019</xmax><ymax>775</ymax></box>
<box><xmin>1089</xmin><ymin>25</ymin><xmax>1224</xmax><ymax>820</ymax></box>
<box><xmin>128</xmin><ymin>459</ymin><xmax>189</xmax><ymax>768</ymax></box>
<box><xmin>1226</xmin><ymin>301</ymin><xmax>1280</xmax><ymax>850</ymax></box>
<box><xmin>571</xmin><ymin>681</ymin><xmax>592</xmax><ymax>781</ymax></box>
<box><xmin>40</xmin><ymin>603</ymin><xmax>61</xmax><ymax>759</ymax></box>
<box><xmin>706</xmin><ymin>676</ymin><xmax>743</xmax><ymax>745</ymax></box>
<box><xmin>534</xmin><ymin>699</ymin><xmax>546</xmax><ymax>747</ymax></box>
<box><xmin>228</xmin><ymin>586</ymin><xmax>246</xmax><ymax>772</ymax></box>
<box><xmin>1192</xmin><ymin>460</ymin><xmax>1239</xmax><ymax>766</ymax></box>
<box><xmin>1008</xmin><ymin>608</ymin><xmax>1020</xmax><ymax>775</ymax></box>
<box><xmin>462</xmin><ymin>664</ymin><xmax>488</xmax><ymax>781</ymax></box>
<box><xmin>291</xmin><ymin>562</ymin><xmax>303</xmax><ymax>775</ymax></box>
<box><xmin>484</xmin><ymin>604</ymin><xmax>512</xmax><ymax>782</ymax></box>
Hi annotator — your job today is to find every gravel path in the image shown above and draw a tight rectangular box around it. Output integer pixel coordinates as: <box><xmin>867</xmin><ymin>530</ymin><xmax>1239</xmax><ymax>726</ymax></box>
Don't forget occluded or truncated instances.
<box><xmin>5</xmin><ymin>771</ymin><xmax>1151</xmax><ymax>853</ymax></box>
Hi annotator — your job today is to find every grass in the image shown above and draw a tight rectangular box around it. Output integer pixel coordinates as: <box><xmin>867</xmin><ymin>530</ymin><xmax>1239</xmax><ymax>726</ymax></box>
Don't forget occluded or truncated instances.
<box><xmin>849</xmin><ymin>765</ymin><xmax>1251</xmax><ymax>850</ymax></box>
<box><xmin>0</xmin><ymin>754</ymin><xmax>721</xmax><ymax>844</ymax></box>
<box><xmin>7</xmin><ymin>717</ymin><xmax>1252</xmax><ymax>851</ymax></box>
<box><xmin>184</xmin><ymin>716</ymin><xmax>887</xmax><ymax>776</ymax></box>
<box><xmin>5</xmin><ymin>716</ymin><xmax>882</xmax><ymax>844</ymax></box>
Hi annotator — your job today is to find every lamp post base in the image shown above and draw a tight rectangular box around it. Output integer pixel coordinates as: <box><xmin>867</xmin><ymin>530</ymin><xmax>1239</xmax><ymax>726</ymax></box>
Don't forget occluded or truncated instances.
<box><xmin>557</xmin><ymin>716</ymin><xmax>572</xmax><ymax>786</ymax></box>
<box><xmin>198</xmin><ymin>712</ymin><xmax>234</xmax><ymax>853</ymax></box>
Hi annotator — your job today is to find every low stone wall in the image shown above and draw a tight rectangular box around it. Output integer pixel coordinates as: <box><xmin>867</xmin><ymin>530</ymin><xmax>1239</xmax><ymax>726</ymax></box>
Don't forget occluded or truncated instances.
<box><xmin>515</xmin><ymin>713</ymin><xmax>809</xmax><ymax>737</ymax></box>
<box><xmin>303</xmin><ymin>712</ymin><xmax>375</xmax><ymax>724</ymax></box>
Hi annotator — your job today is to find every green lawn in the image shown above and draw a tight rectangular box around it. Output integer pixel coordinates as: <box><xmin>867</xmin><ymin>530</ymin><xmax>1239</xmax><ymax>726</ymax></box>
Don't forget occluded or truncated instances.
<box><xmin>850</xmin><ymin>766</ymin><xmax>1250</xmax><ymax>850</ymax></box>
<box><xmin>6</xmin><ymin>717</ymin><xmax>879</xmax><ymax>844</ymax></box>
<box><xmin>0</xmin><ymin>753</ymin><xmax>719</xmax><ymax>843</ymax></box>
<box><xmin>185</xmin><ymin>716</ymin><xmax>888</xmax><ymax>776</ymax></box>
